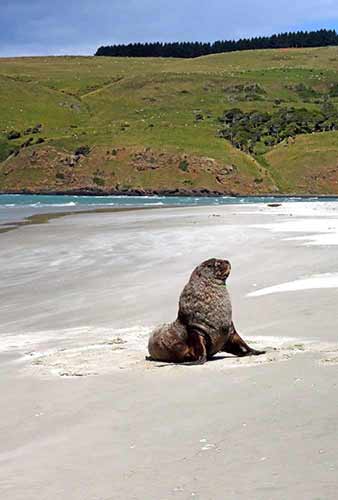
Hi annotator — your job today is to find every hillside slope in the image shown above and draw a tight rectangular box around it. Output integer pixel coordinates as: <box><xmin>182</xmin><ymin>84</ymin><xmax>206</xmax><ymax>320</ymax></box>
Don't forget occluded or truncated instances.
<box><xmin>2</xmin><ymin>47</ymin><xmax>338</xmax><ymax>195</ymax></box>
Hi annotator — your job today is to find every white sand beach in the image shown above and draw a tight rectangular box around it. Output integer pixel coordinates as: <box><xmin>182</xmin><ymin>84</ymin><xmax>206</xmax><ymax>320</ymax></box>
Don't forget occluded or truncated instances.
<box><xmin>1</xmin><ymin>202</ymin><xmax>338</xmax><ymax>499</ymax></box>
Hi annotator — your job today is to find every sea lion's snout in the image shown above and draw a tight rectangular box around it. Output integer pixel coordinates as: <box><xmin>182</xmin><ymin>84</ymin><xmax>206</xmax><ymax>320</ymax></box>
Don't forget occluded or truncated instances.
<box><xmin>220</xmin><ymin>259</ymin><xmax>231</xmax><ymax>280</ymax></box>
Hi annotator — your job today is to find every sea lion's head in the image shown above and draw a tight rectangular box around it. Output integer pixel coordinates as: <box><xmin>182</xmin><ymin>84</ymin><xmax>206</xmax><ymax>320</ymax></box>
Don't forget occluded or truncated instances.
<box><xmin>193</xmin><ymin>258</ymin><xmax>231</xmax><ymax>284</ymax></box>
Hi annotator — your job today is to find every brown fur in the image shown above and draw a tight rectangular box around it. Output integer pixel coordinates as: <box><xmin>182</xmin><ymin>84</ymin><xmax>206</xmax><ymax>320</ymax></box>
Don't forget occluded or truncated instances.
<box><xmin>148</xmin><ymin>258</ymin><xmax>265</xmax><ymax>364</ymax></box>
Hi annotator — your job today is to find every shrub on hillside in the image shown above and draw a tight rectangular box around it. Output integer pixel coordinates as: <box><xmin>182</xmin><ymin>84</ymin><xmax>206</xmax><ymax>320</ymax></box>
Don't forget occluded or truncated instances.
<box><xmin>75</xmin><ymin>145</ymin><xmax>90</xmax><ymax>156</ymax></box>
<box><xmin>179</xmin><ymin>159</ymin><xmax>189</xmax><ymax>172</ymax></box>
<box><xmin>7</xmin><ymin>130</ymin><xmax>21</xmax><ymax>140</ymax></box>
<box><xmin>21</xmin><ymin>137</ymin><xmax>34</xmax><ymax>148</ymax></box>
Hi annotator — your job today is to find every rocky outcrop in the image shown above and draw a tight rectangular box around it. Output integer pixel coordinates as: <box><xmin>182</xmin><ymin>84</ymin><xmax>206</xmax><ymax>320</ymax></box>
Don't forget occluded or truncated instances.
<box><xmin>0</xmin><ymin>144</ymin><xmax>275</xmax><ymax>195</ymax></box>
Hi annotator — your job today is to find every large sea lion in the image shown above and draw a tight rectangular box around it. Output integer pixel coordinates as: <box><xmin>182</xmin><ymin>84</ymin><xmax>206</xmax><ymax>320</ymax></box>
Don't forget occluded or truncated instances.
<box><xmin>148</xmin><ymin>258</ymin><xmax>265</xmax><ymax>364</ymax></box>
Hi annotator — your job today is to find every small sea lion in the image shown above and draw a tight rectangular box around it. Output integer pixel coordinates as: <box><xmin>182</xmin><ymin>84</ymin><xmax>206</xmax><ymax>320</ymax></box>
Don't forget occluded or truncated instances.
<box><xmin>148</xmin><ymin>258</ymin><xmax>265</xmax><ymax>364</ymax></box>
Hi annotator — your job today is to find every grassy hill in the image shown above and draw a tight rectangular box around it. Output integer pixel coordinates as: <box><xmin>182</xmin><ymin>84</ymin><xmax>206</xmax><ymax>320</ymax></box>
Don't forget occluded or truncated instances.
<box><xmin>2</xmin><ymin>47</ymin><xmax>338</xmax><ymax>195</ymax></box>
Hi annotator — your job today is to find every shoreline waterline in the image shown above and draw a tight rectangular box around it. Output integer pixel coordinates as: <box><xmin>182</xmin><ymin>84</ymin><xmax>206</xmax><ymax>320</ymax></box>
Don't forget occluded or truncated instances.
<box><xmin>0</xmin><ymin>205</ymin><xmax>167</xmax><ymax>235</ymax></box>
<box><xmin>2</xmin><ymin>193</ymin><xmax>338</xmax><ymax>233</ymax></box>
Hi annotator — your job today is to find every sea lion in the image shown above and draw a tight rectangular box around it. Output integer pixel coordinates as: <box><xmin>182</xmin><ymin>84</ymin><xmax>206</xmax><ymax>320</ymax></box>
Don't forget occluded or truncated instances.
<box><xmin>148</xmin><ymin>258</ymin><xmax>265</xmax><ymax>364</ymax></box>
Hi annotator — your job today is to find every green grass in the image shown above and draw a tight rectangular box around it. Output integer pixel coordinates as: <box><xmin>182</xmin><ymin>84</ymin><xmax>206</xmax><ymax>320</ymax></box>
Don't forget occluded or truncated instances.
<box><xmin>2</xmin><ymin>47</ymin><xmax>338</xmax><ymax>194</ymax></box>
<box><xmin>265</xmin><ymin>131</ymin><xmax>338</xmax><ymax>193</ymax></box>
<box><xmin>0</xmin><ymin>136</ymin><xmax>16</xmax><ymax>162</ymax></box>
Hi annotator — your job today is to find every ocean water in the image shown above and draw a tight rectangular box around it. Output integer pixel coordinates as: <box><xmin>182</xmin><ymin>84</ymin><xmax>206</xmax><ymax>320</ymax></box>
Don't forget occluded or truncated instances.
<box><xmin>1</xmin><ymin>193</ymin><xmax>338</xmax><ymax>226</ymax></box>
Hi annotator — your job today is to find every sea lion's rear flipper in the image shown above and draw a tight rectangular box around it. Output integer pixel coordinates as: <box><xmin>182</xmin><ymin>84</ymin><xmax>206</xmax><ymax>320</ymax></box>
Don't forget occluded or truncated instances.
<box><xmin>223</xmin><ymin>322</ymin><xmax>266</xmax><ymax>357</ymax></box>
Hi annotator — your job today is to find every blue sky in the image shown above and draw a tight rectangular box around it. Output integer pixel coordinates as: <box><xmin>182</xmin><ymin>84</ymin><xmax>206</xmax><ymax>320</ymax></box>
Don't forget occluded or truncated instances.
<box><xmin>1</xmin><ymin>0</ymin><xmax>338</xmax><ymax>57</ymax></box>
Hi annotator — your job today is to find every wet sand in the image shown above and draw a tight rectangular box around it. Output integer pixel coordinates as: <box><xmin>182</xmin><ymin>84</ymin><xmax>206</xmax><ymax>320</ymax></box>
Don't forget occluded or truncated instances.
<box><xmin>0</xmin><ymin>205</ymin><xmax>163</xmax><ymax>234</ymax></box>
<box><xmin>1</xmin><ymin>202</ymin><xmax>338</xmax><ymax>499</ymax></box>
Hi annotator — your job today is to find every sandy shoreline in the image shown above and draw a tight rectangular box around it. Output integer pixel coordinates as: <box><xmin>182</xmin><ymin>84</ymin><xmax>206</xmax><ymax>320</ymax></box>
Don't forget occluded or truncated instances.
<box><xmin>1</xmin><ymin>202</ymin><xmax>338</xmax><ymax>499</ymax></box>
<box><xmin>0</xmin><ymin>205</ymin><xmax>171</xmax><ymax>235</ymax></box>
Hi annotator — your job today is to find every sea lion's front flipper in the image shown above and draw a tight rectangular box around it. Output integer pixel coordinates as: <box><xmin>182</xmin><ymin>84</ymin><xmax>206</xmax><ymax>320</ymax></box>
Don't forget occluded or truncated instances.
<box><xmin>182</xmin><ymin>328</ymin><xmax>208</xmax><ymax>365</ymax></box>
<box><xmin>223</xmin><ymin>322</ymin><xmax>266</xmax><ymax>357</ymax></box>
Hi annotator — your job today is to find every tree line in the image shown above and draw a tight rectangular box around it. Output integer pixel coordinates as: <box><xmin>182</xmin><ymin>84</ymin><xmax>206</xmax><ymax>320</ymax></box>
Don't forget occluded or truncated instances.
<box><xmin>95</xmin><ymin>29</ymin><xmax>338</xmax><ymax>58</ymax></box>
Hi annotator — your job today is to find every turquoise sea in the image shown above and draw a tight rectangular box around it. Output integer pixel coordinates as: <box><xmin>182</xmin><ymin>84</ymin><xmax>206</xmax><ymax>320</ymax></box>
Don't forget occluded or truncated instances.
<box><xmin>1</xmin><ymin>193</ymin><xmax>338</xmax><ymax>226</ymax></box>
